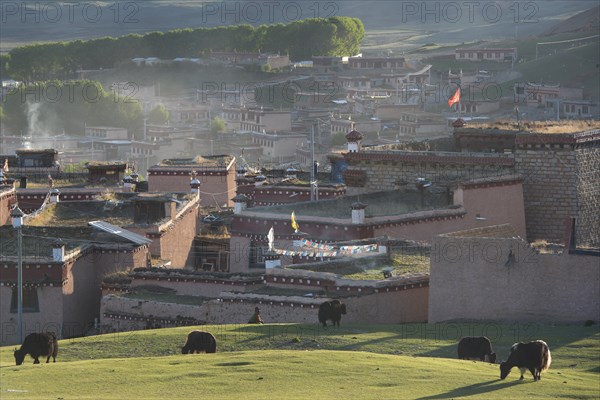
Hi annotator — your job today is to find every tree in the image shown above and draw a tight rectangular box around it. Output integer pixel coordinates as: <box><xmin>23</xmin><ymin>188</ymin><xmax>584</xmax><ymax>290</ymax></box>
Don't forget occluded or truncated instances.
<box><xmin>6</xmin><ymin>17</ymin><xmax>366</xmax><ymax>79</ymax></box>
<box><xmin>1</xmin><ymin>80</ymin><xmax>142</xmax><ymax>136</ymax></box>
<box><xmin>210</xmin><ymin>117</ymin><xmax>226</xmax><ymax>136</ymax></box>
<box><xmin>148</xmin><ymin>104</ymin><xmax>170</xmax><ymax>125</ymax></box>
<box><xmin>330</xmin><ymin>132</ymin><xmax>347</xmax><ymax>146</ymax></box>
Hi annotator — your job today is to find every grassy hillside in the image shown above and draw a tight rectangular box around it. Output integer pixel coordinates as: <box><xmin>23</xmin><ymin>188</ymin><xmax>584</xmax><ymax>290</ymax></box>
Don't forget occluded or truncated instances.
<box><xmin>2</xmin><ymin>350</ymin><xmax>599</xmax><ymax>400</ymax></box>
<box><xmin>426</xmin><ymin>33</ymin><xmax>599</xmax><ymax>101</ymax></box>
<box><xmin>504</xmin><ymin>43</ymin><xmax>600</xmax><ymax>99</ymax></box>
<box><xmin>1</xmin><ymin>323</ymin><xmax>598</xmax><ymax>399</ymax></box>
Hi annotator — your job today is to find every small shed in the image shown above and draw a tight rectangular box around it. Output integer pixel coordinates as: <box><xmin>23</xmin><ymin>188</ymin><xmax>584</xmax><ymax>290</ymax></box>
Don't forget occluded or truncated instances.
<box><xmin>85</xmin><ymin>162</ymin><xmax>127</xmax><ymax>184</ymax></box>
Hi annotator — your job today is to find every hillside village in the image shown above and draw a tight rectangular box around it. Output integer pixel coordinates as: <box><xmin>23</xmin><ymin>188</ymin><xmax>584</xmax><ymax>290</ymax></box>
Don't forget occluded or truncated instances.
<box><xmin>0</xmin><ymin>2</ymin><xmax>598</xmax><ymax>398</ymax></box>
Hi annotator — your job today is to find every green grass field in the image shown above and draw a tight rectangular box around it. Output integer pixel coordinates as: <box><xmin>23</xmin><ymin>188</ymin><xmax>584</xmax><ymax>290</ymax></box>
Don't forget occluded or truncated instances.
<box><xmin>1</xmin><ymin>323</ymin><xmax>599</xmax><ymax>399</ymax></box>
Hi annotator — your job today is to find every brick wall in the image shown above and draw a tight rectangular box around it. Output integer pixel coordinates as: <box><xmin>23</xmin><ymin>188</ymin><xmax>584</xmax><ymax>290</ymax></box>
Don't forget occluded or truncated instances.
<box><xmin>429</xmin><ymin>236</ymin><xmax>600</xmax><ymax>323</ymax></box>
<box><xmin>0</xmin><ymin>187</ymin><xmax>16</xmax><ymax>225</ymax></box>
<box><xmin>343</xmin><ymin>152</ymin><xmax>515</xmax><ymax>191</ymax></box>
<box><xmin>575</xmin><ymin>140</ymin><xmax>600</xmax><ymax>247</ymax></box>
<box><xmin>100</xmin><ymin>283</ymin><xmax>429</xmax><ymax>331</ymax></box>
<box><xmin>148</xmin><ymin>170</ymin><xmax>236</xmax><ymax>208</ymax></box>
<box><xmin>515</xmin><ymin>143</ymin><xmax>579</xmax><ymax>243</ymax></box>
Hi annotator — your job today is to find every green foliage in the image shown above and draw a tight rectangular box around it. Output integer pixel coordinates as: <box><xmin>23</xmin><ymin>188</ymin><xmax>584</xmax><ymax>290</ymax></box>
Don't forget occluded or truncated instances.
<box><xmin>330</xmin><ymin>132</ymin><xmax>347</xmax><ymax>146</ymax></box>
<box><xmin>1</xmin><ymin>80</ymin><xmax>142</xmax><ymax>136</ymax></box>
<box><xmin>210</xmin><ymin>117</ymin><xmax>226</xmax><ymax>136</ymax></box>
<box><xmin>0</xmin><ymin>54</ymin><xmax>10</xmax><ymax>75</ymax></box>
<box><xmin>6</xmin><ymin>18</ymin><xmax>365</xmax><ymax>80</ymax></box>
<box><xmin>148</xmin><ymin>104</ymin><xmax>170</xmax><ymax>125</ymax></box>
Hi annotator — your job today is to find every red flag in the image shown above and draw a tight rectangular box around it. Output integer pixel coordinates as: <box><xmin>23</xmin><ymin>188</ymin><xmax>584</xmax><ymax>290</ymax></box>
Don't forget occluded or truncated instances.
<box><xmin>448</xmin><ymin>87</ymin><xmax>461</xmax><ymax>107</ymax></box>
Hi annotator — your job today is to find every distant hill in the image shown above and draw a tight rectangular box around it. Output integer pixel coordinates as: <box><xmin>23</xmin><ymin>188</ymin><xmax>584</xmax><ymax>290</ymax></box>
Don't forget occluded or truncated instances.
<box><xmin>543</xmin><ymin>5</ymin><xmax>600</xmax><ymax>36</ymax></box>
<box><xmin>0</xmin><ymin>1</ymin><xmax>593</xmax><ymax>52</ymax></box>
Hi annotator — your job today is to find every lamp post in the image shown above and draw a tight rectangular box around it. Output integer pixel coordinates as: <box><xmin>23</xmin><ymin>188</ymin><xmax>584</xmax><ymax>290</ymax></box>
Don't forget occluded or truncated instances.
<box><xmin>11</xmin><ymin>206</ymin><xmax>24</xmax><ymax>344</ymax></box>
<box><xmin>310</xmin><ymin>124</ymin><xmax>315</xmax><ymax>201</ymax></box>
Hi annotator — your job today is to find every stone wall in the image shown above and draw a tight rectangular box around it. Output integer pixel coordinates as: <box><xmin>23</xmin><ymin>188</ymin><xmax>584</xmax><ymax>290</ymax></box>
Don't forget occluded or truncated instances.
<box><xmin>128</xmin><ymin>276</ymin><xmax>263</xmax><ymax>298</ymax></box>
<box><xmin>575</xmin><ymin>140</ymin><xmax>600</xmax><ymax>247</ymax></box>
<box><xmin>0</xmin><ymin>187</ymin><xmax>16</xmax><ymax>226</ymax></box>
<box><xmin>147</xmin><ymin>168</ymin><xmax>236</xmax><ymax>208</ymax></box>
<box><xmin>515</xmin><ymin>142</ymin><xmax>580</xmax><ymax>243</ymax></box>
<box><xmin>428</xmin><ymin>235</ymin><xmax>600</xmax><ymax>323</ymax></box>
<box><xmin>342</xmin><ymin>151</ymin><xmax>515</xmax><ymax>192</ymax></box>
<box><xmin>101</xmin><ymin>283</ymin><xmax>429</xmax><ymax>331</ymax></box>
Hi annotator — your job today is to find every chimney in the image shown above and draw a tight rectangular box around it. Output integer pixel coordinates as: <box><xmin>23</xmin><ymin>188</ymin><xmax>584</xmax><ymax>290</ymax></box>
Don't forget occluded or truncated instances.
<box><xmin>232</xmin><ymin>194</ymin><xmax>249</xmax><ymax>214</ymax></box>
<box><xmin>254</xmin><ymin>175</ymin><xmax>267</xmax><ymax>187</ymax></box>
<box><xmin>190</xmin><ymin>177</ymin><xmax>201</xmax><ymax>199</ymax></box>
<box><xmin>351</xmin><ymin>201</ymin><xmax>367</xmax><ymax>224</ymax></box>
<box><xmin>164</xmin><ymin>200</ymin><xmax>177</xmax><ymax>220</ymax></box>
<box><xmin>345</xmin><ymin>127</ymin><xmax>363</xmax><ymax>153</ymax></box>
<box><xmin>264</xmin><ymin>252</ymin><xmax>281</xmax><ymax>269</ymax></box>
<box><xmin>123</xmin><ymin>175</ymin><xmax>133</xmax><ymax>192</ymax></box>
<box><xmin>52</xmin><ymin>240</ymin><xmax>65</xmax><ymax>262</ymax></box>
<box><xmin>285</xmin><ymin>167</ymin><xmax>298</xmax><ymax>179</ymax></box>
<box><xmin>49</xmin><ymin>188</ymin><xmax>60</xmax><ymax>203</ymax></box>
<box><xmin>236</xmin><ymin>166</ymin><xmax>247</xmax><ymax>178</ymax></box>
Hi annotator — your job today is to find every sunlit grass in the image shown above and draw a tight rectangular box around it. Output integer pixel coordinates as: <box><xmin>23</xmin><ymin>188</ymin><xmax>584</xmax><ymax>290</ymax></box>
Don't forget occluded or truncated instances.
<box><xmin>1</xmin><ymin>323</ymin><xmax>598</xmax><ymax>399</ymax></box>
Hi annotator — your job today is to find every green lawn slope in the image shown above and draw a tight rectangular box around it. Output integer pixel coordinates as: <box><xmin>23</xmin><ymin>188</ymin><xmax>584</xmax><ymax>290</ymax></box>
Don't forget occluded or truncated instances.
<box><xmin>1</xmin><ymin>323</ymin><xmax>598</xmax><ymax>399</ymax></box>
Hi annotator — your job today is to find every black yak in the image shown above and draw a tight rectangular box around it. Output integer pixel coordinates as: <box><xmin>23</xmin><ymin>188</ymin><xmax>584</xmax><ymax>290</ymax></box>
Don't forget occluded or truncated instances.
<box><xmin>457</xmin><ymin>336</ymin><xmax>497</xmax><ymax>363</ymax></box>
<box><xmin>318</xmin><ymin>300</ymin><xmax>346</xmax><ymax>327</ymax></box>
<box><xmin>500</xmin><ymin>340</ymin><xmax>552</xmax><ymax>381</ymax></box>
<box><xmin>14</xmin><ymin>332</ymin><xmax>58</xmax><ymax>365</ymax></box>
<box><xmin>248</xmin><ymin>307</ymin><xmax>264</xmax><ymax>324</ymax></box>
<box><xmin>181</xmin><ymin>331</ymin><xmax>217</xmax><ymax>354</ymax></box>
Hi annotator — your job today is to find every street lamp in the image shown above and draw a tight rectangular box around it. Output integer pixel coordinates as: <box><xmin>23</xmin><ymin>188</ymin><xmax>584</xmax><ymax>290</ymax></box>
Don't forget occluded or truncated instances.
<box><xmin>10</xmin><ymin>206</ymin><xmax>24</xmax><ymax>344</ymax></box>
<box><xmin>415</xmin><ymin>178</ymin><xmax>432</xmax><ymax>208</ymax></box>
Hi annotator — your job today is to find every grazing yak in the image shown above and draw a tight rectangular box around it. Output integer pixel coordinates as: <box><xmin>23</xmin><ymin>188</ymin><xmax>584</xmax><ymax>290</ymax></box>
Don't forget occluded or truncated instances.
<box><xmin>318</xmin><ymin>300</ymin><xmax>346</xmax><ymax>327</ymax></box>
<box><xmin>500</xmin><ymin>340</ymin><xmax>552</xmax><ymax>381</ymax></box>
<box><xmin>14</xmin><ymin>332</ymin><xmax>58</xmax><ymax>365</ymax></box>
<box><xmin>457</xmin><ymin>336</ymin><xmax>497</xmax><ymax>363</ymax></box>
<box><xmin>248</xmin><ymin>307</ymin><xmax>265</xmax><ymax>324</ymax></box>
<box><xmin>181</xmin><ymin>331</ymin><xmax>217</xmax><ymax>354</ymax></box>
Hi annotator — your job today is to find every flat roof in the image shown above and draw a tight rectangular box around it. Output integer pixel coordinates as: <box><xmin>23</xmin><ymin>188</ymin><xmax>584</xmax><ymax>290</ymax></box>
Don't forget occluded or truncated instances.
<box><xmin>0</xmin><ymin>226</ymin><xmax>135</xmax><ymax>259</ymax></box>
<box><xmin>250</xmin><ymin>190</ymin><xmax>450</xmax><ymax>219</ymax></box>
<box><xmin>153</xmin><ymin>155</ymin><xmax>234</xmax><ymax>169</ymax></box>
<box><xmin>440</xmin><ymin>224</ymin><xmax>519</xmax><ymax>239</ymax></box>
<box><xmin>457</xmin><ymin>120</ymin><xmax>600</xmax><ymax>134</ymax></box>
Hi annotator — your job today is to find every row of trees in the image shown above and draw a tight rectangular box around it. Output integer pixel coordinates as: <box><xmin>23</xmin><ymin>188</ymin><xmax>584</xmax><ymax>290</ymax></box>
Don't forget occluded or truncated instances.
<box><xmin>4</xmin><ymin>17</ymin><xmax>364</xmax><ymax>81</ymax></box>
<box><xmin>2</xmin><ymin>80</ymin><xmax>142</xmax><ymax>136</ymax></box>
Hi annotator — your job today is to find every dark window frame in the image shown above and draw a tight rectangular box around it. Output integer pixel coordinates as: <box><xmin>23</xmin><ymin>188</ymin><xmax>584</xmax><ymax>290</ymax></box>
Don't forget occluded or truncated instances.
<box><xmin>10</xmin><ymin>287</ymin><xmax>40</xmax><ymax>313</ymax></box>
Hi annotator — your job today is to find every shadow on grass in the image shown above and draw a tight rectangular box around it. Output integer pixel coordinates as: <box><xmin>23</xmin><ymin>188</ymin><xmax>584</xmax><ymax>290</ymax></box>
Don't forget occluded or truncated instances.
<box><xmin>416</xmin><ymin>379</ymin><xmax>521</xmax><ymax>400</ymax></box>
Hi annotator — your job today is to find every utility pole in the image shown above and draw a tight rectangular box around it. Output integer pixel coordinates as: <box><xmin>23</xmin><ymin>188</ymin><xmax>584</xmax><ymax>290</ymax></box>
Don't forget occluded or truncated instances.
<box><xmin>11</xmin><ymin>206</ymin><xmax>24</xmax><ymax>344</ymax></box>
<box><xmin>17</xmin><ymin>222</ymin><xmax>22</xmax><ymax>343</ymax></box>
<box><xmin>310</xmin><ymin>124</ymin><xmax>315</xmax><ymax>202</ymax></box>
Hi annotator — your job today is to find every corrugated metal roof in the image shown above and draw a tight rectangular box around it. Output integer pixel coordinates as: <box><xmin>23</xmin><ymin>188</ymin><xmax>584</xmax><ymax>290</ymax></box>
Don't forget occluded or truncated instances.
<box><xmin>88</xmin><ymin>221</ymin><xmax>152</xmax><ymax>245</ymax></box>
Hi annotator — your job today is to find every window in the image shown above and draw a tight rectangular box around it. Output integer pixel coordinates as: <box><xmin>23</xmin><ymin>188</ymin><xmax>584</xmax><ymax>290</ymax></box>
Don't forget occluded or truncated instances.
<box><xmin>10</xmin><ymin>287</ymin><xmax>40</xmax><ymax>313</ymax></box>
